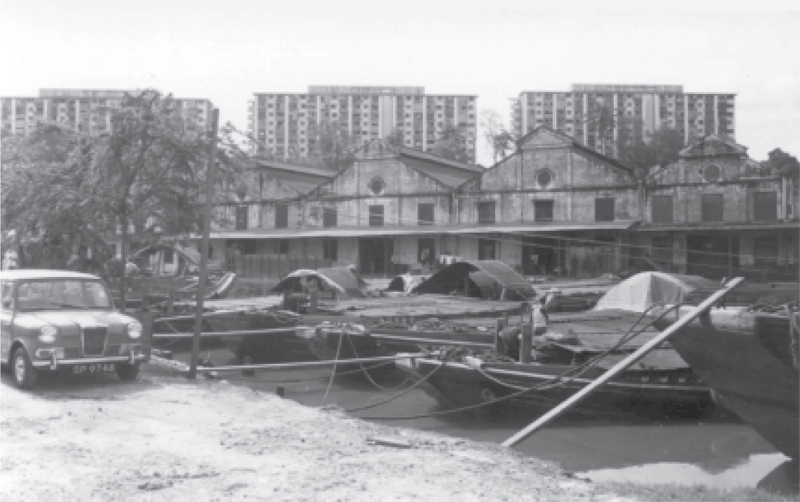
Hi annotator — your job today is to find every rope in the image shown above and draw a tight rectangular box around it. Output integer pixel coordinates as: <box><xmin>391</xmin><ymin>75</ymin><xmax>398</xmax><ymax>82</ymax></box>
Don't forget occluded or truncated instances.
<box><xmin>343</xmin><ymin>332</ymin><xmax>410</xmax><ymax>391</ymax></box>
<box><xmin>320</xmin><ymin>331</ymin><xmax>345</xmax><ymax>406</ymax></box>
<box><xmin>343</xmin><ymin>349</ymin><xmax>454</xmax><ymax>413</ymax></box>
<box><xmin>357</xmin><ymin>304</ymin><xmax>685</xmax><ymax>421</ymax></box>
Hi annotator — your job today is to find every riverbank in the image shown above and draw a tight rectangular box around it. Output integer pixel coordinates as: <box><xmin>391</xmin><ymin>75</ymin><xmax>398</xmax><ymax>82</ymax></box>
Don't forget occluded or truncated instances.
<box><xmin>0</xmin><ymin>366</ymin><xmax>794</xmax><ymax>501</ymax></box>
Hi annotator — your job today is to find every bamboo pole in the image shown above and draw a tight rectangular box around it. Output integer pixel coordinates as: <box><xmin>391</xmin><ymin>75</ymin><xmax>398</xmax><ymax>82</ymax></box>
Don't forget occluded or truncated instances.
<box><xmin>501</xmin><ymin>277</ymin><xmax>745</xmax><ymax>448</ymax></box>
<box><xmin>188</xmin><ymin>108</ymin><xmax>219</xmax><ymax>379</ymax></box>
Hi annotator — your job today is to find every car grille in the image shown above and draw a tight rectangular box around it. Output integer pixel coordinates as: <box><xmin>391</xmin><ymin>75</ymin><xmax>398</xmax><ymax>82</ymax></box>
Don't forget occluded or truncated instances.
<box><xmin>83</xmin><ymin>327</ymin><xmax>108</xmax><ymax>356</ymax></box>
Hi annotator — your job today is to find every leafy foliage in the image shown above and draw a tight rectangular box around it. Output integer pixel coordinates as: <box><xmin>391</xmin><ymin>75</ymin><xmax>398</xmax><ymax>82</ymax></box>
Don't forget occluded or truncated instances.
<box><xmin>431</xmin><ymin>121</ymin><xmax>470</xmax><ymax>163</ymax></box>
<box><xmin>763</xmin><ymin>148</ymin><xmax>800</xmax><ymax>178</ymax></box>
<box><xmin>1</xmin><ymin>89</ymin><xmax>240</xmax><ymax>287</ymax></box>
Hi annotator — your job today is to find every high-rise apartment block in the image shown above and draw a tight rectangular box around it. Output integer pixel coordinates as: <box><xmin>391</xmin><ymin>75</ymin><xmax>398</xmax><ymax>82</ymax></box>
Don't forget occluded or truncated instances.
<box><xmin>1</xmin><ymin>89</ymin><xmax>214</xmax><ymax>136</ymax></box>
<box><xmin>511</xmin><ymin>84</ymin><xmax>736</xmax><ymax>151</ymax></box>
<box><xmin>248</xmin><ymin>86</ymin><xmax>478</xmax><ymax>163</ymax></box>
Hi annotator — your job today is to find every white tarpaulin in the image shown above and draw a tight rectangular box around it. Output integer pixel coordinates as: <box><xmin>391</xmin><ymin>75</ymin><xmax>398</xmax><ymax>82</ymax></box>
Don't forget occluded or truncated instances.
<box><xmin>593</xmin><ymin>272</ymin><xmax>719</xmax><ymax>313</ymax></box>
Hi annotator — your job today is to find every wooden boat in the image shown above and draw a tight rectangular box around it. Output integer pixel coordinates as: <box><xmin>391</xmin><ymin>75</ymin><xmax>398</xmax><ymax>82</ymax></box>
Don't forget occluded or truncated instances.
<box><xmin>395</xmin><ymin>340</ymin><xmax>713</xmax><ymax>419</ymax></box>
<box><xmin>651</xmin><ymin>304</ymin><xmax>799</xmax><ymax>459</ymax></box>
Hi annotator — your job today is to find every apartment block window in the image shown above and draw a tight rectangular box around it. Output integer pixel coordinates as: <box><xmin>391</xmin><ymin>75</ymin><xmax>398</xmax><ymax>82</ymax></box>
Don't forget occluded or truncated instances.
<box><xmin>754</xmin><ymin>192</ymin><xmax>778</xmax><ymax>221</ymax></box>
<box><xmin>235</xmin><ymin>206</ymin><xmax>248</xmax><ymax>230</ymax></box>
<box><xmin>275</xmin><ymin>204</ymin><xmax>289</xmax><ymax>229</ymax></box>
<box><xmin>369</xmin><ymin>205</ymin><xmax>384</xmax><ymax>226</ymax></box>
<box><xmin>323</xmin><ymin>207</ymin><xmax>338</xmax><ymax>228</ymax></box>
<box><xmin>595</xmin><ymin>198</ymin><xmax>615</xmax><ymax>222</ymax></box>
<box><xmin>534</xmin><ymin>200</ymin><xmax>554</xmax><ymax>222</ymax></box>
<box><xmin>478</xmin><ymin>238</ymin><xmax>496</xmax><ymax>260</ymax></box>
<box><xmin>701</xmin><ymin>194</ymin><xmax>724</xmax><ymax>222</ymax></box>
<box><xmin>322</xmin><ymin>239</ymin><xmax>338</xmax><ymax>261</ymax></box>
<box><xmin>478</xmin><ymin>202</ymin><xmax>496</xmax><ymax>224</ymax></box>
<box><xmin>418</xmin><ymin>203</ymin><xmax>435</xmax><ymax>225</ymax></box>
<box><xmin>651</xmin><ymin>195</ymin><xmax>674</xmax><ymax>224</ymax></box>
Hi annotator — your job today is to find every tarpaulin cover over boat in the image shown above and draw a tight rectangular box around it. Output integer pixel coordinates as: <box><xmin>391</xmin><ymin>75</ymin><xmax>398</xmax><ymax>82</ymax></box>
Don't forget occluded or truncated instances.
<box><xmin>593</xmin><ymin>272</ymin><xmax>719</xmax><ymax>313</ymax></box>
<box><xmin>271</xmin><ymin>267</ymin><xmax>368</xmax><ymax>298</ymax></box>
<box><xmin>411</xmin><ymin>260</ymin><xmax>536</xmax><ymax>301</ymax></box>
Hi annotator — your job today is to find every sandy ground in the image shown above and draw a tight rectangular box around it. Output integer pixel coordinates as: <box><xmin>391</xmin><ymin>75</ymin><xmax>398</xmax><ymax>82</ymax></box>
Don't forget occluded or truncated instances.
<box><xmin>0</xmin><ymin>365</ymin><xmax>630</xmax><ymax>502</ymax></box>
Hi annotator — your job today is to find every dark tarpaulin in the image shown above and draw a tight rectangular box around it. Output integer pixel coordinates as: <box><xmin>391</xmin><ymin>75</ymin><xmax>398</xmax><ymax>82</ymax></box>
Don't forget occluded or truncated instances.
<box><xmin>412</xmin><ymin>260</ymin><xmax>537</xmax><ymax>301</ymax></box>
<box><xmin>270</xmin><ymin>267</ymin><xmax>367</xmax><ymax>298</ymax></box>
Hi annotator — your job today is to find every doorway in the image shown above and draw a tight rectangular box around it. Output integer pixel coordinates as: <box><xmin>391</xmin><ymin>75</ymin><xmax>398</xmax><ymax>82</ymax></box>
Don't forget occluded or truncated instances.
<box><xmin>687</xmin><ymin>234</ymin><xmax>737</xmax><ymax>279</ymax></box>
<box><xmin>522</xmin><ymin>236</ymin><xmax>560</xmax><ymax>276</ymax></box>
<box><xmin>359</xmin><ymin>237</ymin><xmax>393</xmax><ymax>277</ymax></box>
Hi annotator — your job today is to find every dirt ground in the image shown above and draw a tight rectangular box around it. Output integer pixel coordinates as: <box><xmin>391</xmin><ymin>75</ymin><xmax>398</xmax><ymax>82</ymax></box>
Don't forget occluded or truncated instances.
<box><xmin>0</xmin><ymin>364</ymin><xmax>625</xmax><ymax>502</ymax></box>
<box><xmin>0</xmin><ymin>365</ymin><xmax>794</xmax><ymax>502</ymax></box>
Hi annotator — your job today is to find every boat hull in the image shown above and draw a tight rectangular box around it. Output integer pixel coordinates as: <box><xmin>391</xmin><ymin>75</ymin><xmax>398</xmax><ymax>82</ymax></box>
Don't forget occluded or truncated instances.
<box><xmin>399</xmin><ymin>357</ymin><xmax>714</xmax><ymax>419</ymax></box>
<box><xmin>657</xmin><ymin>308</ymin><xmax>799</xmax><ymax>459</ymax></box>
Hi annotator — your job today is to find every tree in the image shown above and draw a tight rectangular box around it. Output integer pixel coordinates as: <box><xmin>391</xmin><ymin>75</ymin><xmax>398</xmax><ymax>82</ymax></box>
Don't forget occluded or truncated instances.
<box><xmin>480</xmin><ymin>109</ymin><xmax>516</xmax><ymax>164</ymax></box>
<box><xmin>304</xmin><ymin>121</ymin><xmax>361</xmax><ymax>171</ymax></box>
<box><xmin>763</xmin><ymin>148</ymin><xmax>800</xmax><ymax>178</ymax></box>
<box><xmin>1</xmin><ymin>89</ymin><xmax>240</xmax><ymax>309</ymax></box>
<box><xmin>618</xmin><ymin>127</ymin><xmax>685</xmax><ymax>174</ymax></box>
<box><xmin>432</xmin><ymin>121</ymin><xmax>470</xmax><ymax>163</ymax></box>
<box><xmin>385</xmin><ymin>128</ymin><xmax>405</xmax><ymax>149</ymax></box>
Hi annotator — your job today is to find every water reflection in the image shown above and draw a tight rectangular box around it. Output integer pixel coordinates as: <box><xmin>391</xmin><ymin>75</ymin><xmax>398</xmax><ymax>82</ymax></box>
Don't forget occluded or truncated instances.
<box><xmin>170</xmin><ymin>348</ymin><xmax>789</xmax><ymax>491</ymax></box>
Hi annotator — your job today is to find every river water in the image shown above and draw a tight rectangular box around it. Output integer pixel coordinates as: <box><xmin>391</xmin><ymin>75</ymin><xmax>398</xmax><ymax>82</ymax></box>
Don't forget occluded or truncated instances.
<box><xmin>172</xmin><ymin>347</ymin><xmax>797</xmax><ymax>494</ymax></box>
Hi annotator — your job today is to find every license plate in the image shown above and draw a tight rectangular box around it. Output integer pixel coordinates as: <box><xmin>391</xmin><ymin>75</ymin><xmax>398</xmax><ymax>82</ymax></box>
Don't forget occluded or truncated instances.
<box><xmin>72</xmin><ymin>363</ymin><xmax>117</xmax><ymax>375</ymax></box>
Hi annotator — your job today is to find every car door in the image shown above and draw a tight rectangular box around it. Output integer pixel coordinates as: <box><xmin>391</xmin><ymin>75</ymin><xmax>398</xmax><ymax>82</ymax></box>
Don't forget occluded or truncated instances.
<box><xmin>1</xmin><ymin>281</ymin><xmax>15</xmax><ymax>362</ymax></box>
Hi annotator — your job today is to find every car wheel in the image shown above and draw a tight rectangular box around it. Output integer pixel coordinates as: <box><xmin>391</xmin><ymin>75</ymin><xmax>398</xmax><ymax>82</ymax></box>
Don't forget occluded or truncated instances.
<box><xmin>12</xmin><ymin>346</ymin><xmax>38</xmax><ymax>390</ymax></box>
<box><xmin>117</xmin><ymin>362</ymin><xmax>141</xmax><ymax>381</ymax></box>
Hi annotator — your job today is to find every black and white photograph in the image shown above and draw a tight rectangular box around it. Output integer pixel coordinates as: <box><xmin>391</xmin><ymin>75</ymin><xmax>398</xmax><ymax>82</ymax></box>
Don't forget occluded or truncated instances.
<box><xmin>1</xmin><ymin>1</ymin><xmax>799</xmax><ymax>500</ymax></box>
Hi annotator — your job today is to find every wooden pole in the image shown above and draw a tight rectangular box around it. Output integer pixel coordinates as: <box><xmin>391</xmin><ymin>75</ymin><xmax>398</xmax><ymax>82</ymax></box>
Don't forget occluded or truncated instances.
<box><xmin>502</xmin><ymin>277</ymin><xmax>745</xmax><ymax>448</ymax></box>
<box><xmin>494</xmin><ymin>317</ymin><xmax>506</xmax><ymax>353</ymax></box>
<box><xmin>188</xmin><ymin>108</ymin><xmax>219</xmax><ymax>379</ymax></box>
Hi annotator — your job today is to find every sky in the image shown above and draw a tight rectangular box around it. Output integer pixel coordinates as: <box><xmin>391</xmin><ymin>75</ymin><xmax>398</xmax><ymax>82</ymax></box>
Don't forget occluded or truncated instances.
<box><xmin>1</xmin><ymin>0</ymin><xmax>799</xmax><ymax>166</ymax></box>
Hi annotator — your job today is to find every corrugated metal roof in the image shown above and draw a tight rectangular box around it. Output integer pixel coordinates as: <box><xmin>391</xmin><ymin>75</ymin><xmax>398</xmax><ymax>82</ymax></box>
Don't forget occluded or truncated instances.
<box><xmin>400</xmin><ymin>155</ymin><xmax>482</xmax><ymax>188</ymax></box>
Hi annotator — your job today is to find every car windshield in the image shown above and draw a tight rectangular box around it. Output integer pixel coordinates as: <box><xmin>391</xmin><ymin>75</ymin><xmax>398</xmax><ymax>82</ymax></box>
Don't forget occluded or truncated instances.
<box><xmin>16</xmin><ymin>280</ymin><xmax>113</xmax><ymax>311</ymax></box>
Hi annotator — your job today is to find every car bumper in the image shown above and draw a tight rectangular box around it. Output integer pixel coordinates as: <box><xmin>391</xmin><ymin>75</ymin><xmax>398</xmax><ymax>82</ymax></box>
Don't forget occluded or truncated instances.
<box><xmin>32</xmin><ymin>349</ymin><xmax>146</xmax><ymax>369</ymax></box>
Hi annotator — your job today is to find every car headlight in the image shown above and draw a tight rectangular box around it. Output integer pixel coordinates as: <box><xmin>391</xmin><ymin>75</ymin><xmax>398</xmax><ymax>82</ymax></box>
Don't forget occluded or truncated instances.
<box><xmin>127</xmin><ymin>321</ymin><xmax>143</xmax><ymax>339</ymax></box>
<box><xmin>39</xmin><ymin>325</ymin><xmax>58</xmax><ymax>343</ymax></box>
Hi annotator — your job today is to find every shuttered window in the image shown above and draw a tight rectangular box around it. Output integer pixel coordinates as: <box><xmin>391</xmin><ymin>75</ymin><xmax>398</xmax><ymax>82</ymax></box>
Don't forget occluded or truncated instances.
<box><xmin>235</xmin><ymin>206</ymin><xmax>248</xmax><ymax>230</ymax></box>
<box><xmin>369</xmin><ymin>205</ymin><xmax>384</xmax><ymax>226</ymax></box>
<box><xmin>651</xmin><ymin>196</ymin><xmax>674</xmax><ymax>224</ymax></box>
<box><xmin>417</xmin><ymin>203</ymin><xmax>434</xmax><ymax>225</ymax></box>
<box><xmin>595</xmin><ymin>198</ymin><xmax>615</xmax><ymax>222</ymax></box>
<box><xmin>275</xmin><ymin>204</ymin><xmax>288</xmax><ymax>229</ymax></box>
<box><xmin>323</xmin><ymin>207</ymin><xmax>338</xmax><ymax>228</ymax></box>
<box><xmin>754</xmin><ymin>192</ymin><xmax>777</xmax><ymax>221</ymax></box>
<box><xmin>478</xmin><ymin>202</ymin><xmax>496</xmax><ymax>224</ymax></box>
<box><xmin>534</xmin><ymin>200</ymin><xmax>554</xmax><ymax>222</ymax></box>
<box><xmin>701</xmin><ymin>194</ymin><xmax>723</xmax><ymax>222</ymax></box>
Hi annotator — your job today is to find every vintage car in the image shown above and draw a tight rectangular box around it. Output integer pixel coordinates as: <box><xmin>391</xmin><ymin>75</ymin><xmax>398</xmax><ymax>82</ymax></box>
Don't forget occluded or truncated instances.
<box><xmin>0</xmin><ymin>269</ymin><xmax>146</xmax><ymax>389</ymax></box>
